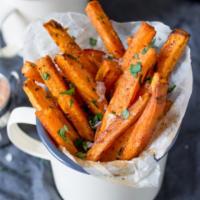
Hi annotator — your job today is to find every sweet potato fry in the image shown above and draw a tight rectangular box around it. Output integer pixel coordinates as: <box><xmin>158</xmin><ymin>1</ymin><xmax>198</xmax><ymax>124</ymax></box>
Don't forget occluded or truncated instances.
<box><xmin>120</xmin><ymin>73</ymin><xmax>168</xmax><ymax>160</ymax></box>
<box><xmin>44</xmin><ymin>20</ymin><xmax>97</xmax><ymax>76</ymax></box>
<box><xmin>55</xmin><ymin>54</ymin><xmax>107</xmax><ymax>114</ymax></box>
<box><xmin>22</xmin><ymin>61</ymin><xmax>43</xmax><ymax>83</ymax></box>
<box><xmin>122</xmin><ymin>22</ymin><xmax>156</xmax><ymax>70</ymax></box>
<box><xmin>83</xmin><ymin>49</ymin><xmax>105</xmax><ymax>68</ymax></box>
<box><xmin>23</xmin><ymin>79</ymin><xmax>79</xmax><ymax>141</ymax></box>
<box><xmin>23</xmin><ymin>79</ymin><xmax>55</xmax><ymax>110</ymax></box>
<box><xmin>96</xmin><ymin>48</ymin><xmax>157</xmax><ymax>140</ymax></box>
<box><xmin>157</xmin><ymin>29</ymin><xmax>190</xmax><ymax>79</ymax></box>
<box><xmin>85</xmin><ymin>1</ymin><xmax>125</xmax><ymax>58</ymax></box>
<box><xmin>36</xmin><ymin>56</ymin><xmax>94</xmax><ymax>141</ymax></box>
<box><xmin>87</xmin><ymin>93</ymin><xmax>150</xmax><ymax>161</ymax></box>
<box><xmin>95</xmin><ymin>59</ymin><xmax>122</xmax><ymax>91</ymax></box>
<box><xmin>100</xmin><ymin>125</ymin><xmax>135</xmax><ymax>161</ymax></box>
<box><xmin>36</xmin><ymin>108</ymin><xmax>78</xmax><ymax>154</ymax></box>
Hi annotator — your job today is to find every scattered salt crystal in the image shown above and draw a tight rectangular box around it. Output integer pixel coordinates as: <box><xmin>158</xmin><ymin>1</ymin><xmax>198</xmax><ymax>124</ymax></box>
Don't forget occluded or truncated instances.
<box><xmin>5</xmin><ymin>153</ymin><xmax>13</xmax><ymax>162</ymax></box>
<box><xmin>96</xmin><ymin>81</ymin><xmax>106</xmax><ymax>102</ymax></box>
<box><xmin>184</xmin><ymin>144</ymin><xmax>189</xmax><ymax>150</ymax></box>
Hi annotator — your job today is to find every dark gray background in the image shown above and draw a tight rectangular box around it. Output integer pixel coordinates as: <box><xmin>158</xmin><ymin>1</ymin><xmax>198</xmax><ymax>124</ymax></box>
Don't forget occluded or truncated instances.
<box><xmin>0</xmin><ymin>0</ymin><xmax>199</xmax><ymax>199</ymax></box>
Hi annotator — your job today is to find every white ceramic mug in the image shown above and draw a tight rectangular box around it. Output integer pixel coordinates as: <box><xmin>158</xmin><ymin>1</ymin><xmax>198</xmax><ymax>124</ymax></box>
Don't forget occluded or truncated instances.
<box><xmin>0</xmin><ymin>0</ymin><xmax>87</xmax><ymax>58</ymax></box>
<box><xmin>7</xmin><ymin>107</ymin><xmax>167</xmax><ymax>200</ymax></box>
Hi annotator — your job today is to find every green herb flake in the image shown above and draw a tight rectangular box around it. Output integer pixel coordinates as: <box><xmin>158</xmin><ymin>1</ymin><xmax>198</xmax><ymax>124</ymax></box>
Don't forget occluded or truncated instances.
<box><xmin>141</xmin><ymin>47</ymin><xmax>149</xmax><ymax>55</ymax></box>
<box><xmin>89</xmin><ymin>37</ymin><xmax>97</xmax><ymax>47</ymax></box>
<box><xmin>76</xmin><ymin>152</ymin><xmax>86</xmax><ymax>159</ymax></box>
<box><xmin>168</xmin><ymin>84</ymin><xmax>176</xmax><ymax>94</ymax></box>
<box><xmin>89</xmin><ymin>113</ymin><xmax>103</xmax><ymax>129</ymax></box>
<box><xmin>57</xmin><ymin>125</ymin><xmax>69</xmax><ymax>141</ymax></box>
<box><xmin>60</xmin><ymin>87</ymin><xmax>75</xmax><ymax>96</ymax></box>
<box><xmin>149</xmin><ymin>38</ymin><xmax>156</xmax><ymax>48</ymax></box>
<box><xmin>141</xmin><ymin>38</ymin><xmax>156</xmax><ymax>55</ymax></box>
<box><xmin>42</xmin><ymin>72</ymin><xmax>50</xmax><ymax>80</ymax></box>
<box><xmin>130</xmin><ymin>62</ymin><xmax>142</xmax><ymax>77</ymax></box>
<box><xmin>133</xmin><ymin>53</ymin><xmax>139</xmax><ymax>59</ymax></box>
<box><xmin>69</xmin><ymin>99</ymin><xmax>74</xmax><ymax>108</ymax></box>
<box><xmin>82</xmin><ymin>141</ymin><xmax>89</xmax><ymax>151</ymax></box>
<box><xmin>121</xmin><ymin>109</ymin><xmax>129</xmax><ymax>120</ymax></box>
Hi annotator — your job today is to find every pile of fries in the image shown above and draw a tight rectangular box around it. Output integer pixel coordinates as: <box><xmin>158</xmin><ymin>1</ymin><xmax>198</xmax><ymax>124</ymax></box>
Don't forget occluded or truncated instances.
<box><xmin>22</xmin><ymin>1</ymin><xmax>190</xmax><ymax>161</ymax></box>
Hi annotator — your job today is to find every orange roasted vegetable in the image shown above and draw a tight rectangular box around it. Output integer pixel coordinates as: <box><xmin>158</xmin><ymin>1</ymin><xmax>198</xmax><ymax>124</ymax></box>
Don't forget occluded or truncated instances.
<box><xmin>44</xmin><ymin>20</ymin><xmax>97</xmax><ymax>76</ymax></box>
<box><xmin>95</xmin><ymin>59</ymin><xmax>122</xmax><ymax>92</ymax></box>
<box><xmin>85</xmin><ymin>0</ymin><xmax>125</xmax><ymax>58</ymax></box>
<box><xmin>121</xmin><ymin>73</ymin><xmax>168</xmax><ymax>160</ymax></box>
<box><xmin>157</xmin><ymin>29</ymin><xmax>190</xmax><ymax>79</ymax></box>
<box><xmin>122</xmin><ymin>22</ymin><xmax>156</xmax><ymax>70</ymax></box>
<box><xmin>36</xmin><ymin>108</ymin><xmax>78</xmax><ymax>154</ymax></box>
<box><xmin>22</xmin><ymin>61</ymin><xmax>43</xmax><ymax>83</ymax></box>
<box><xmin>96</xmin><ymin>48</ymin><xmax>157</xmax><ymax>140</ymax></box>
<box><xmin>55</xmin><ymin>54</ymin><xmax>107</xmax><ymax>114</ymax></box>
<box><xmin>36</xmin><ymin>56</ymin><xmax>94</xmax><ymax>141</ymax></box>
<box><xmin>83</xmin><ymin>49</ymin><xmax>105</xmax><ymax>69</ymax></box>
<box><xmin>87</xmin><ymin>93</ymin><xmax>150</xmax><ymax>161</ymax></box>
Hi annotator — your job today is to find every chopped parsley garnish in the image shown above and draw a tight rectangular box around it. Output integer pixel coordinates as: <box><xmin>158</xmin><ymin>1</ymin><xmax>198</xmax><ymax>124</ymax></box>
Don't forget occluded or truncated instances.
<box><xmin>42</xmin><ymin>72</ymin><xmax>50</xmax><ymax>80</ymax></box>
<box><xmin>121</xmin><ymin>109</ymin><xmax>129</xmax><ymax>120</ymax></box>
<box><xmin>89</xmin><ymin>113</ymin><xmax>103</xmax><ymax>129</ymax></box>
<box><xmin>69</xmin><ymin>99</ymin><xmax>74</xmax><ymax>107</ymax></box>
<box><xmin>60</xmin><ymin>87</ymin><xmax>75</xmax><ymax>95</ymax></box>
<box><xmin>130</xmin><ymin>62</ymin><xmax>142</xmax><ymax>77</ymax></box>
<box><xmin>76</xmin><ymin>152</ymin><xmax>86</xmax><ymax>159</ymax></box>
<box><xmin>75</xmin><ymin>139</ymin><xmax>91</xmax><ymax>152</ymax></box>
<box><xmin>141</xmin><ymin>38</ymin><xmax>156</xmax><ymax>55</ymax></box>
<box><xmin>142</xmin><ymin>47</ymin><xmax>149</xmax><ymax>55</ymax></box>
<box><xmin>57</xmin><ymin>125</ymin><xmax>69</xmax><ymax>141</ymax></box>
<box><xmin>149</xmin><ymin>38</ymin><xmax>156</xmax><ymax>48</ymax></box>
<box><xmin>133</xmin><ymin>53</ymin><xmax>139</xmax><ymax>59</ymax></box>
<box><xmin>168</xmin><ymin>84</ymin><xmax>176</xmax><ymax>94</ymax></box>
<box><xmin>89</xmin><ymin>37</ymin><xmax>97</xmax><ymax>47</ymax></box>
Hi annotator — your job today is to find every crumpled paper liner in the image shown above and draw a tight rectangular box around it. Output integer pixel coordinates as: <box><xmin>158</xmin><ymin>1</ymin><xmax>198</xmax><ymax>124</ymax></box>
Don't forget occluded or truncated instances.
<box><xmin>22</xmin><ymin>12</ymin><xmax>192</xmax><ymax>188</ymax></box>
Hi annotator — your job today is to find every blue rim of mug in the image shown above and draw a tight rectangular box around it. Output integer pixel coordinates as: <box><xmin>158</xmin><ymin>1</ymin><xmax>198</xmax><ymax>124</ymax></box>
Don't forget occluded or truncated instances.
<box><xmin>36</xmin><ymin>118</ymin><xmax>180</xmax><ymax>173</ymax></box>
<box><xmin>36</xmin><ymin>119</ymin><xmax>88</xmax><ymax>174</ymax></box>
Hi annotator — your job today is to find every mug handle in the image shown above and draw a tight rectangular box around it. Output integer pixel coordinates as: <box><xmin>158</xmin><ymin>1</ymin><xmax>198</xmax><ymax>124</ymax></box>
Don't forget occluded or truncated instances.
<box><xmin>7</xmin><ymin>107</ymin><xmax>50</xmax><ymax>160</ymax></box>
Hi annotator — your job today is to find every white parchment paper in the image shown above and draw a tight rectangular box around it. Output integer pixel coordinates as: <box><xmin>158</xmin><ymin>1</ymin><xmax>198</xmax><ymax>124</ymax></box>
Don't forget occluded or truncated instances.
<box><xmin>22</xmin><ymin>12</ymin><xmax>193</xmax><ymax>188</ymax></box>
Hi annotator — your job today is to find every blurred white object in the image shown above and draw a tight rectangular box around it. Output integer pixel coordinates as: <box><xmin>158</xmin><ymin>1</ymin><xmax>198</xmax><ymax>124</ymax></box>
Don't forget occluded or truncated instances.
<box><xmin>0</xmin><ymin>74</ymin><xmax>10</xmax><ymax>112</ymax></box>
<box><xmin>0</xmin><ymin>0</ymin><xmax>87</xmax><ymax>58</ymax></box>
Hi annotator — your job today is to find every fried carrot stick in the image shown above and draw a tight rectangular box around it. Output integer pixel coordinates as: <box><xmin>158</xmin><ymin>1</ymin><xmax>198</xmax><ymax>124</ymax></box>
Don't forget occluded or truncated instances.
<box><xmin>120</xmin><ymin>73</ymin><xmax>168</xmax><ymax>160</ymax></box>
<box><xmin>44</xmin><ymin>20</ymin><xmax>97</xmax><ymax>76</ymax></box>
<box><xmin>95</xmin><ymin>59</ymin><xmax>122</xmax><ymax>92</ymax></box>
<box><xmin>36</xmin><ymin>56</ymin><xmax>94</xmax><ymax>141</ymax></box>
<box><xmin>96</xmin><ymin>48</ymin><xmax>157</xmax><ymax>140</ymax></box>
<box><xmin>85</xmin><ymin>1</ymin><xmax>125</xmax><ymax>58</ymax></box>
<box><xmin>36</xmin><ymin>108</ymin><xmax>78</xmax><ymax>154</ymax></box>
<box><xmin>87</xmin><ymin>93</ymin><xmax>150</xmax><ymax>161</ymax></box>
<box><xmin>157</xmin><ymin>29</ymin><xmax>190</xmax><ymax>79</ymax></box>
<box><xmin>122</xmin><ymin>22</ymin><xmax>156</xmax><ymax>70</ymax></box>
<box><xmin>55</xmin><ymin>54</ymin><xmax>107</xmax><ymax>114</ymax></box>
<box><xmin>23</xmin><ymin>79</ymin><xmax>55</xmax><ymax>110</ymax></box>
<box><xmin>23</xmin><ymin>79</ymin><xmax>79</xmax><ymax>141</ymax></box>
<box><xmin>22</xmin><ymin>61</ymin><xmax>43</xmax><ymax>83</ymax></box>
